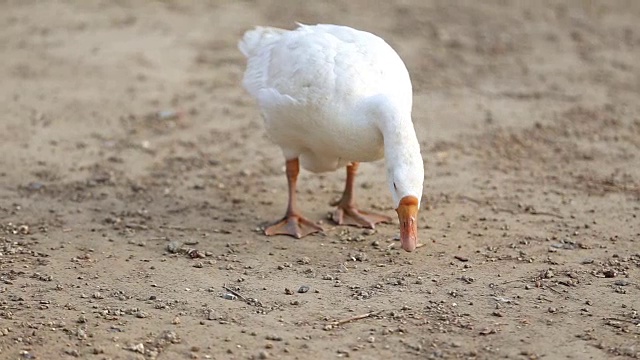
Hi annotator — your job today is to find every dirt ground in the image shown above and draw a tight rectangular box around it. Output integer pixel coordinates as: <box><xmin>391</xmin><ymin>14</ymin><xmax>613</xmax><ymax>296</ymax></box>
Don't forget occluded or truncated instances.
<box><xmin>1</xmin><ymin>1</ymin><xmax>639</xmax><ymax>359</ymax></box>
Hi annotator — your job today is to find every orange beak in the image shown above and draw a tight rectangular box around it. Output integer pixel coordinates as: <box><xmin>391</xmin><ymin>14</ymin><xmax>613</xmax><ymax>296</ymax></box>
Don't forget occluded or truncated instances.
<box><xmin>396</xmin><ymin>195</ymin><xmax>419</xmax><ymax>252</ymax></box>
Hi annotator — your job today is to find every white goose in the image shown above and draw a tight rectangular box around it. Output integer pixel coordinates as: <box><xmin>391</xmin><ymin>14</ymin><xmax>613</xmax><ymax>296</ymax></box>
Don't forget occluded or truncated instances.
<box><xmin>239</xmin><ymin>24</ymin><xmax>424</xmax><ymax>252</ymax></box>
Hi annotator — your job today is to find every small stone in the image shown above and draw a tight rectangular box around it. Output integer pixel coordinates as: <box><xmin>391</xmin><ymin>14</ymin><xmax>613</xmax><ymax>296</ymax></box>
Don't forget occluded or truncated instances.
<box><xmin>367</xmin><ymin>336</ymin><xmax>375</xmax><ymax>343</ymax></box>
<box><xmin>603</xmin><ymin>269</ymin><xmax>617</xmax><ymax>278</ymax></box>
<box><xmin>65</xmin><ymin>348</ymin><xmax>80</xmax><ymax>357</ymax></box>
<box><xmin>26</xmin><ymin>182</ymin><xmax>45</xmax><ymax>191</ymax></box>
<box><xmin>172</xmin><ymin>316</ymin><xmax>181</xmax><ymax>325</ymax></box>
<box><xmin>166</xmin><ymin>241</ymin><xmax>182</xmax><ymax>253</ymax></box>
<box><xmin>284</xmin><ymin>288</ymin><xmax>294</xmax><ymax>295</ymax></box>
<box><xmin>223</xmin><ymin>293</ymin><xmax>237</xmax><ymax>300</ymax></box>
<box><xmin>548</xmin><ymin>307</ymin><xmax>558</xmax><ymax>313</ymax></box>
<box><xmin>614</xmin><ymin>286</ymin><xmax>627</xmax><ymax>294</ymax></box>
<box><xmin>337</xmin><ymin>349</ymin><xmax>350</xmax><ymax>357</ymax></box>
<box><xmin>188</xmin><ymin>249</ymin><xmax>206</xmax><ymax>259</ymax></box>
<box><xmin>298</xmin><ymin>257</ymin><xmax>311</xmax><ymax>265</ymax></box>
<box><xmin>258</xmin><ymin>350</ymin><xmax>270</xmax><ymax>359</ymax></box>
<box><xmin>297</xmin><ymin>285</ymin><xmax>310</xmax><ymax>293</ymax></box>
<box><xmin>353</xmin><ymin>252</ymin><xmax>368</xmax><ymax>261</ymax></box>
<box><xmin>129</xmin><ymin>343</ymin><xmax>145</xmax><ymax>353</ymax></box>
<box><xmin>460</xmin><ymin>275</ymin><xmax>475</xmax><ymax>284</ymax></box>
<box><xmin>93</xmin><ymin>292</ymin><xmax>103</xmax><ymax>299</ymax></box>
<box><xmin>18</xmin><ymin>225</ymin><xmax>29</xmax><ymax>235</ymax></box>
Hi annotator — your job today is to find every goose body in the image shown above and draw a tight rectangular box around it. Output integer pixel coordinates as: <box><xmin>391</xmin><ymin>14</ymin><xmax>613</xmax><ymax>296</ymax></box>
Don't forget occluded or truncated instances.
<box><xmin>239</xmin><ymin>24</ymin><xmax>424</xmax><ymax>252</ymax></box>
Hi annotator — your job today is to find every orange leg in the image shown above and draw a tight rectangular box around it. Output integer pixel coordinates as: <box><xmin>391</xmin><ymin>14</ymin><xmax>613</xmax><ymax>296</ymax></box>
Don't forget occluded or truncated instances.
<box><xmin>265</xmin><ymin>158</ymin><xmax>323</xmax><ymax>238</ymax></box>
<box><xmin>331</xmin><ymin>162</ymin><xmax>392</xmax><ymax>228</ymax></box>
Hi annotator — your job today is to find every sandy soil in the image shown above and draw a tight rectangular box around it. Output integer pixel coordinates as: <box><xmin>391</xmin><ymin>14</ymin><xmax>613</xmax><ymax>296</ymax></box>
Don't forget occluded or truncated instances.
<box><xmin>1</xmin><ymin>1</ymin><xmax>639</xmax><ymax>359</ymax></box>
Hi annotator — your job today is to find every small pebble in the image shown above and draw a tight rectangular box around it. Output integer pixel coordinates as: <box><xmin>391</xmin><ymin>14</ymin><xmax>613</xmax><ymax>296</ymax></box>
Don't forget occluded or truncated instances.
<box><xmin>297</xmin><ymin>285</ymin><xmax>310</xmax><ymax>293</ymax></box>
<box><xmin>353</xmin><ymin>252</ymin><xmax>368</xmax><ymax>261</ymax></box>
<box><xmin>167</xmin><ymin>241</ymin><xmax>182</xmax><ymax>253</ymax></box>
<box><xmin>284</xmin><ymin>288</ymin><xmax>294</xmax><ymax>295</ymax></box>
<box><xmin>367</xmin><ymin>336</ymin><xmax>375</xmax><ymax>343</ymax></box>
<box><xmin>130</xmin><ymin>343</ymin><xmax>145</xmax><ymax>354</ymax></box>
<box><xmin>65</xmin><ymin>349</ymin><xmax>80</xmax><ymax>357</ymax></box>
<box><xmin>136</xmin><ymin>311</ymin><xmax>148</xmax><ymax>318</ymax></box>
<box><xmin>26</xmin><ymin>182</ymin><xmax>45</xmax><ymax>191</ymax></box>
<box><xmin>265</xmin><ymin>334</ymin><xmax>282</xmax><ymax>341</ymax></box>
<box><xmin>223</xmin><ymin>293</ymin><xmax>237</xmax><ymax>301</ymax></box>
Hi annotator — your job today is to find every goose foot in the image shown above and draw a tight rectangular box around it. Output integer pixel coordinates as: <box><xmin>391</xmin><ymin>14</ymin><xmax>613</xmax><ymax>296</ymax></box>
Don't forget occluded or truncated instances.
<box><xmin>265</xmin><ymin>215</ymin><xmax>323</xmax><ymax>238</ymax></box>
<box><xmin>331</xmin><ymin>161</ymin><xmax>392</xmax><ymax>228</ymax></box>
<box><xmin>332</xmin><ymin>205</ymin><xmax>392</xmax><ymax>228</ymax></box>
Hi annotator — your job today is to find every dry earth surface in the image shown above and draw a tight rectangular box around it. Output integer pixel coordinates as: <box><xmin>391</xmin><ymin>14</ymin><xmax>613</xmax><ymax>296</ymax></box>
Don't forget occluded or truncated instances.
<box><xmin>1</xmin><ymin>1</ymin><xmax>639</xmax><ymax>359</ymax></box>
